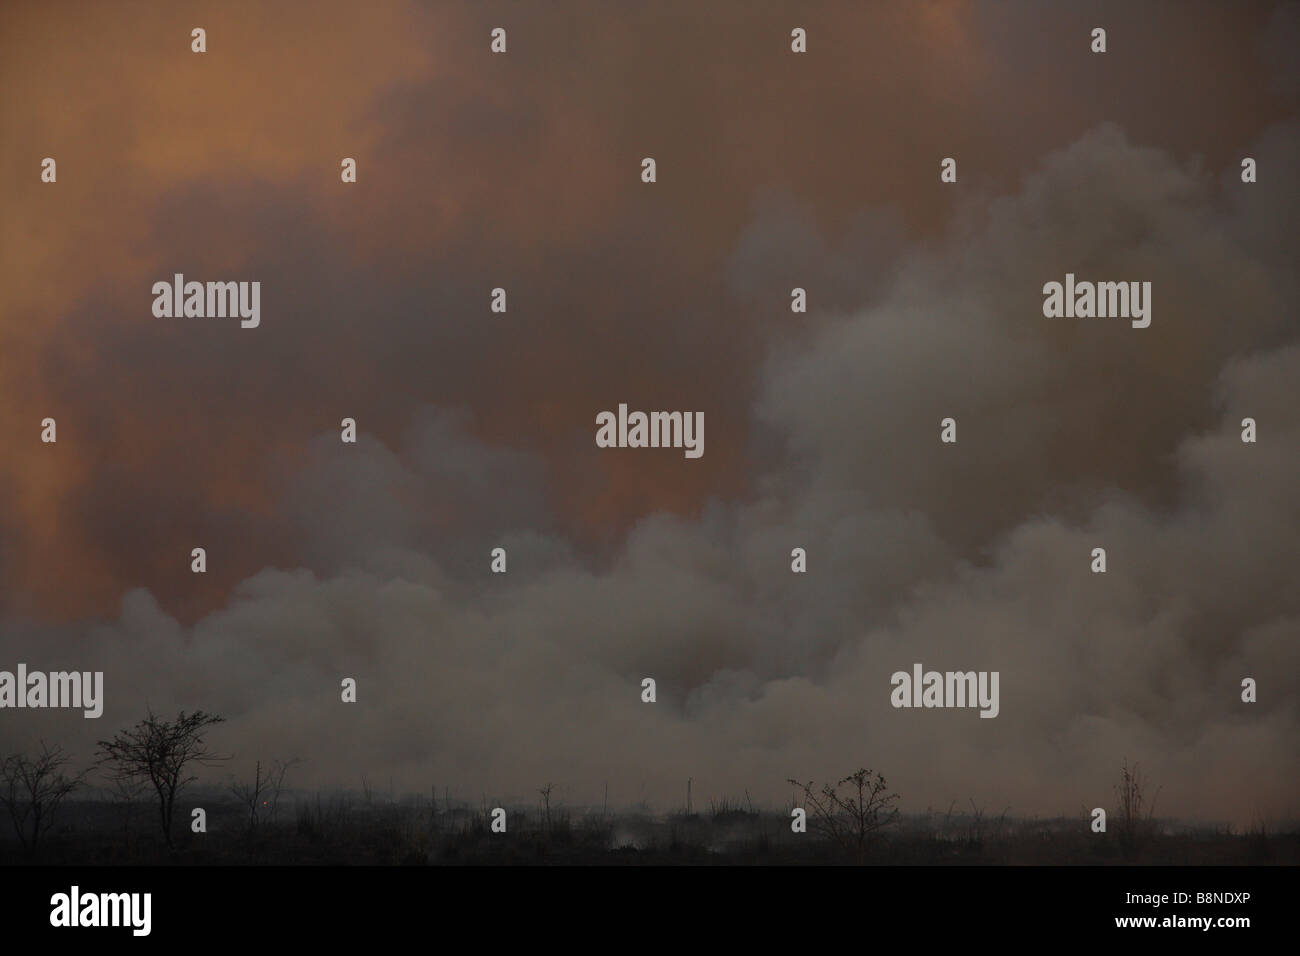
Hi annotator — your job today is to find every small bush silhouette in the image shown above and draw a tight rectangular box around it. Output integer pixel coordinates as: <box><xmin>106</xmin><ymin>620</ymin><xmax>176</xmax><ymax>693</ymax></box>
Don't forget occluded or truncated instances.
<box><xmin>1113</xmin><ymin>759</ymin><xmax>1160</xmax><ymax>860</ymax></box>
<box><xmin>788</xmin><ymin>767</ymin><xmax>900</xmax><ymax>862</ymax></box>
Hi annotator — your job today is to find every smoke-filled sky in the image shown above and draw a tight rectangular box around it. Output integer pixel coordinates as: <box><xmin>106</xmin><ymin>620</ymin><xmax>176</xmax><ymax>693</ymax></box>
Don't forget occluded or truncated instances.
<box><xmin>1</xmin><ymin>0</ymin><xmax>1297</xmax><ymax>826</ymax></box>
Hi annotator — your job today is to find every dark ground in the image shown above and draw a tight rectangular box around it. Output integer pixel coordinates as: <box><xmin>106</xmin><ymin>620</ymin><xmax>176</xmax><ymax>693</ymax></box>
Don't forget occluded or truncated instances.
<box><xmin>3</xmin><ymin>793</ymin><xmax>1294</xmax><ymax>866</ymax></box>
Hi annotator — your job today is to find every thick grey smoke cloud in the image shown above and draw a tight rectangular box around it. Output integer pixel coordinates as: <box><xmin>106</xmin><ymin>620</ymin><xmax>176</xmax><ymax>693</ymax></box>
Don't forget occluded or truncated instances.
<box><xmin>2</xmin><ymin>121</ymin><xmax>1296</xmax><ymax>826</ymax></box>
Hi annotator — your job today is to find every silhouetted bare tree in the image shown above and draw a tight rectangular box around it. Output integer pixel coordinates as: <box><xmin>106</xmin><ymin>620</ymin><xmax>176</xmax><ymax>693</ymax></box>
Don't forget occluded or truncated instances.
<box><xmin>231</xmin><ymin>760</ymin><xmax>271</xmax><ymax>830</ymax></box>
<box><xmin>0</xmin><ymin>742</ymin><xmax>86</xmax><ymax>859</ymax></box>
<box><xmin>267</xmin><ymin>757</ymin><xmax>300</xmax><ymax>824</ymax></box>
<box><xmin>97</xmin><ymin>709</ymin><xmax>227</xmax><ymax>849</ymax></box>
<box><xmin>788</xmin><ymin>767</ymin><xmax>900</xmax><ymax>863</ymax></box>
